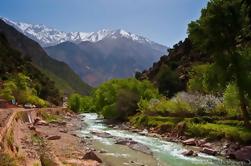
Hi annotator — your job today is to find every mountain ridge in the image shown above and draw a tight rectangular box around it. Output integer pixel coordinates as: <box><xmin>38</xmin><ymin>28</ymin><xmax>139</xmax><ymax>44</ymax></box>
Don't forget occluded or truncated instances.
<box><xmin>0</xmin><ymin>19</ymin><xmax>92</xmax><ymax>95</ymax></box>
<box><xmin>1</xmin><ymin>17</ymin><xmax>167</xmax><ymax>51</ymax></box>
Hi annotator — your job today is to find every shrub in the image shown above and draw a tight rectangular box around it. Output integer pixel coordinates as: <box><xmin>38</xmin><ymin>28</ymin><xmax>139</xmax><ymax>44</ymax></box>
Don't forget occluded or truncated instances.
<box><xmin>138</xmin><ymin>97</ymin><xmax>193</xmax><ymax>117</ymax></box>
<box><xmin>186</xmin><ymin>123</ymin><xmax>251</xmax><ymax>143</ymax></box>
<box><xmin>187</xmin><ymin>64</ymin><xmax>210</xmax><ymax>93</ymax></box>
<box><xmin>68</xmin><ymin>93</ymin><xmax>82</xmax><ymax>113</ymax></box>
<box><xmin>154</xmin><ymin>64</ymin><xmax>183</xmax><ymax>97</ymax></box>
<box><xmin>92</xmin><ymin>78</ymin><xmax>159</xmax><ymax>121</ymax></box>
<box><xmin>37</xmin><ymin>110</ymin><xmax>62</xmax><ymax>123</ymax></box>
<box><xmin>130</xmin><ymin>114</ymin><xmax>182</xmax><ymax>129</ymax></box>
<box><xmin>0</xmin><ymin>152</ymin><xmax>17</xmax><ymax>166</ymax></box>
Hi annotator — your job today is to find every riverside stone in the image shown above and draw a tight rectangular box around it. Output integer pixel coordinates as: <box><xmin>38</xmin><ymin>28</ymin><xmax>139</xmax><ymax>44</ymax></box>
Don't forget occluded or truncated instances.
<box><xmin>82</xmin><ymin>151</ymin><xmax>102</xmax><ymax>163</ymax></box>
<box><xmin>182</xmin><ymin>138</ymin><xmax>196</xmax><ymax>146</ymax></box>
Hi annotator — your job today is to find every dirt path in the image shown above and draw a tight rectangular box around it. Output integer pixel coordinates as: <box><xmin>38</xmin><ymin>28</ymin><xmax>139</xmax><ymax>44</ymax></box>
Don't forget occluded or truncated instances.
<box><xmin>0</xmin><ymin>107</ymin><xmax>101</xmax><ymax>166</ymax></box>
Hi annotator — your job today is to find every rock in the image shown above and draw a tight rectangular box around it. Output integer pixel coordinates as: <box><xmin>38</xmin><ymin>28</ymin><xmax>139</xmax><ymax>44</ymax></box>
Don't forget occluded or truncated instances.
<box><xmin>59</xmin><ymin>129</ymin><xmax>68</xmax><ymax>133</ymax></box>
<box><xmin>115</xmin><ymin>138</ymin><xmax>152</xmax><ymax>155</ymax></box>
<box><xmin>226</xmin><ymin>143</ymin><xmax>241</xmax><ymax>158</ymax></box>
<box><xmin>34</xmin><ymin>119</ymin><xmax>48</xmax><ymax>126</ymax></box>
<box><xmin>197</xmin><ymin>139</ymin><xmax>207</xmax><ymax>146</ymax></box>
<box><xmin>181</xmin><ymin>150</ymin><xmax>194</xmax><ymax>156</ymax></box>
<box><xmin>115</xmin><ymin>138</ymin><xmax>134</xmax><ymax>145</ymax></box>
<box><xmin>28</xmin><ymin>125</ymin><xmax>36</xmax><ymax>130</ymax></box>
<box><xmin>91</xmin><ymin>131</ymin><xmax>113</xmax><ymax>138</ymax></box>
<box><xmin>202</xmin><ymin>142</ymin><xmax>213</xmax><ymax>148</ymax></box>
<box><xmin>71</xmin><ymin>133</ymin><xmax>78</xmax><ymax>137</ymax></box>
<box><xmin>82</xmin><ymin>151</ymin><xmax>102</xmax><ymax>163</ymax></box>
<box><xmin>98</xmin><ymin>150</ymin><xmax>107</xmax><ymax>153</ymax></box>
<box><xmin>128</xmin><ymin>142</ymin><xmax>152</xmax><ymax>155</ymax></box>
<box><xmin>47</xmin><ymin>135</ymin><xmax>61</xmax><ymax>140</ymax></box>
<box><xmin>201</xmin><ymin>148</ymin><xmax>217</xmax><ymax>156</ymax></box>
<box><xmin>139</xmin><ymin>129</ymin><xmax>148</xmax><ymax>135</ymax></box>
<box><xmin>182</xmin><ymin>138</ymin><xmax>196</xmax><ymax>146</ymax></box>
<box><xmin>231</xmin><ymin>146</ymin><xmax>251</xmax><ymax>162</ymax></box>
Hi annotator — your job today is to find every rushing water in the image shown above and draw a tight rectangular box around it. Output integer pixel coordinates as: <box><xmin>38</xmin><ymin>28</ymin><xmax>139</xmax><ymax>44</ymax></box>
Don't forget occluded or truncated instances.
<box><xmin>79</xmin><ymin>113</ymin><xmax>244</xmax><ymax>166</ymax></box>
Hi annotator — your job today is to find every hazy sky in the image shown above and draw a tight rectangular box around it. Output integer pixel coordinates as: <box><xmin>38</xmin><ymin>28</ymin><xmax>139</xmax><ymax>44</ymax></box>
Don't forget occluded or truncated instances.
<box><xmin>0</xmin><ymin>0</ymin><xmax>208</xmax><ymax>47</ymax></box>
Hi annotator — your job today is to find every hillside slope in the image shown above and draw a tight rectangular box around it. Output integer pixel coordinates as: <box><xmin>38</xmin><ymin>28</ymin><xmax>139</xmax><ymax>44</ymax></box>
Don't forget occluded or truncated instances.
<box><xmin>0</xmin><ymin>19</ymin><xmax>92</xmax><ymax>95</ymax></box>
<box><xmin>46</xmin><ymin>36</ymin><xmax>166</xmax><ymax>86</ymax></box>
<box><xmin>137</xmin><ymin>38</ymin><xmax>210</xmax><ymax>96</ymax></box>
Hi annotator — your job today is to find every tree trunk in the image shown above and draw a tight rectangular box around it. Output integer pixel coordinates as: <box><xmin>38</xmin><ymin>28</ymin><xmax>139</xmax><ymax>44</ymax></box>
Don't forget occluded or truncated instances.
<box><xmin>239</xmin><ymin>89</ymin><xmax>250</xmax><ymax>128</ymax></box>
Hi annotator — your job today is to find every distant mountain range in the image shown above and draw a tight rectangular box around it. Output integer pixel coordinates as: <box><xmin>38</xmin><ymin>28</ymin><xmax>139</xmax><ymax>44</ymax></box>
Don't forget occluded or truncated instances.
<box><xmin>0</xmin><ymin>19</ymin><xmax>92</xmax><ymax>95</ymax></box>
<box><xmin>2</xmin><ymin>17</ymin><xmax>168</xmax><ymax>86</ymax></box>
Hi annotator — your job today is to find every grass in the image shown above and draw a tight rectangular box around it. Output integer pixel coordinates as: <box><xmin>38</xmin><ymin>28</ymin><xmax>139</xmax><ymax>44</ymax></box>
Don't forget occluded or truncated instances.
<box><xmin>130</xmin><ymin>114</ymin><xmax>183</xmax><ymax>130</ymax></box>
<box><xmin>15</xmin><ymin>111</ymin><xmax>29</xmax><ymax>122</ymax></box>
<box><xmin>186</xmin><ymin>122</ymin><xmax>251</xmax><ymax>143</ymax></box>
<box><xmin>6</xmin><ymin>127</ymin><xmax>14</xmax><ymax>151</ymax></box>
<box><xmin>31</xmin><ymin>134</ymin><xmax>44</xmax><ymax>145</ymax></box>
<box><xmin>40</xmin><ymin>153</ymin><xmax>57</xmax><ymax>166</ymax></box>
<box><xmin>0</xmin><ymin>152</ymin><xmax>17</xmax><ymax>166</ymax></box>
<box><xmin>37</xmin><ymin>110</ymin><xmax>62</xmax><ymax>123</ymax></box>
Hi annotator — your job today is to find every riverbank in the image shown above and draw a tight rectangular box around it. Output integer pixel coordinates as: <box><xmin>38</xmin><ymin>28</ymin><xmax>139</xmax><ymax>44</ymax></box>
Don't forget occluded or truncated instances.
<box><xmin>106</xmin><ymin>120</ymin><xmax>251</xmax><ymax>164</ymax></box>
<box><xmin>0</xmin><ymin>108</ymin><xmax>102</xmax><ymax>166</ymax></box>
<box><xmin>78</xmin><ymin>113</ymin><xmax>244</xmax><ymax>166</ymax></box>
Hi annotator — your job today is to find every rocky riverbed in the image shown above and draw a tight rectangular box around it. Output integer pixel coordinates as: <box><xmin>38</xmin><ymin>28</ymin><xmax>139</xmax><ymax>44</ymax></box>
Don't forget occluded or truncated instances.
<box><xmin>78</xmin><ymin>113</ymin><xmax>247</xmax><ymax>166</ymax></box>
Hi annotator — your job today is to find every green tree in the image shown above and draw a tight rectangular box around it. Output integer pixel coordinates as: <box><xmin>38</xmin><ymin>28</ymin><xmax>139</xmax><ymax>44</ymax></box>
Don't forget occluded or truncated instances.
<box><xmin>92</xmin><ymin>78</ymin><xmax>159</xmax><ymax>121</ymax></box>
<box><xmin>187</xmin><ymin>64</ymin><xmax>210</xmax><ymax>93</ymax></box>
<box><xmin>68</xmin><ymin>93</ymin><xmax>82</xmax><ymax>113</ymax></box>
<box><xmin>188</xmin><ymin>0</ymin><xmax>251</xmax><ymax>126</ymax></box>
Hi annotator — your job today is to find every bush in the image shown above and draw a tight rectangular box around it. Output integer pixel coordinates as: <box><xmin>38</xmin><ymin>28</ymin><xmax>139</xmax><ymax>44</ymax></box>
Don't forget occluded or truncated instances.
<box><xmin>81</xmin><ymin>96</ymin><xmax>95</xmax><ymax>112</ymax></box>
<box><xmin>187</xmin><ymin>64</ymin><xmax>211</xmax><ymax>93</ymax></box>
<box><xmin>0</xmin><ymin>152</ymin><xmax>16</xmax><ymax>166</ymax></box>
<box><xmin>0</xmin><ymin>73</ymin><xmax>48</xmax><ymax>107</ymax></box>
<box><xmin>154</xmin><ymin>64</ymin><xmax>183</xmax><ymax>97</ymax></box>
<box><xmin>186</xmin><ymin>123</ymin><xmax>251</xmax><ymax>143</ymax></box>
<box><xmin>68</xmin><ymin>93</ymin><xmax>82</xmax><ymax>113</ymax></box>
<box><xmin>138</xmin><ymin>97</ymin><xmax>193</xmax><ymax>117</ymax></box>
<box><xmin>92</xmin><ymin>78</ymin><xmax>159</xmax><ymax>121</ymax></box>
<box><xmin>130</xmin><ymin>114</ymin><xmax>182</xmax><ymax>129</ymax></box>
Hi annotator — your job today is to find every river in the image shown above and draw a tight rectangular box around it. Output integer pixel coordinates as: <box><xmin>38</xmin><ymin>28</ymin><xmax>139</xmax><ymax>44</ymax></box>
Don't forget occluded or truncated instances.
<box><xmin>78</xmin><ymin>113</ymin><xmax>244</xmax><ymax>166</ymax></box>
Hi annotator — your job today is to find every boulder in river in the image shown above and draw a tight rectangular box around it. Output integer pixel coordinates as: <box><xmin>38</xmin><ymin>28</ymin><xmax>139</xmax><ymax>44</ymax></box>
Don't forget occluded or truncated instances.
<box><xmin>182</xmin><ymin>138</ymin><xmax>196</xmax><ymax>146</ymax></box>
<box><xmin>182</xmin><ymin>150</ymin><xmax>197</xmax><ymax>157</ymax></box>
<box><xmin>115</xmin><ymin>138</ymin><xmax>152</xmax><ymax>155</ymax></box>
<box><xmin>82</xmin><ymin>151</ymin><xmax>102</xmax><ymax>163</ymax></box>
<box><xmin>201</xmin><ymin>148</ymin><xmax>217</xmax><ymax>156</ymax></box>
<box><xmin>231</xmin><ymin>146</ymin><xmax>251</xmax><ymax>162</ymax></box>
<box><xmin>91</xmin><ymin>131</ymin><xmax>113</xmax><ymax>138</ymax></box>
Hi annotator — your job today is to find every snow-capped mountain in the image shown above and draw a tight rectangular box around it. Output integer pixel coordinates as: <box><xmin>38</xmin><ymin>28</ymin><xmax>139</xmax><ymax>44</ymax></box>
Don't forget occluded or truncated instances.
<box><xmin>1</xmin><ymin>17</ymin><xmax>168</xmax><ymax>86</ymax></box>
<box><xmin>1</xmin><ymin>17</ymin><xmax>167</xmax><ymax>51</ymax></box>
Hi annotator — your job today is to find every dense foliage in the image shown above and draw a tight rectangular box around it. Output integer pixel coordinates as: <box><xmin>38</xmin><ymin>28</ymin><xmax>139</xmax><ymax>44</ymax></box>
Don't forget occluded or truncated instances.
<box><xmin>188</xmin><ymin>0</ymin><xmax>251</xmax><ymax>126</ymax></box>
<box><xmin>0</xmin><ymin>33</ymin><xmax>61</xmax><ymax>105</ymax></box>
<box><xmin>0</xmin><ymin>73</ymin><xmax>48</xmax><ymax>107</ymax></box>
<box><xmin>71</xmin><ymin>0</ymin><xmax>251</xmax><ymax>143</ymax></box>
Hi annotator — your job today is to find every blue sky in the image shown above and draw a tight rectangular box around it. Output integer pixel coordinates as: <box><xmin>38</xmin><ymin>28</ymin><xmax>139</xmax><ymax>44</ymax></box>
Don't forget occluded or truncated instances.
<box><xmin>0</xmin><ymin>0</ymin><xmax>207</xmax><ymax>47</ymax></box>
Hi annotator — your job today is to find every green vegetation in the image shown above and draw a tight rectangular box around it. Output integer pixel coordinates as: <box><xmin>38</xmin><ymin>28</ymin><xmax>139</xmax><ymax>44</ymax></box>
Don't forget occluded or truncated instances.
<box><xmin>75</xmin><ymin>0</ymin><xmax>251</xmax><ymax>143</ymax></box>
<box><xmin>0</xmin><ymin>73</ymin><xmax>48</xmax><ymax>107</ymax></box>
<box><xmin>188</xmin><ymin>0</ymin><xmax>251</xmax><ymax>126</ymax></box>
<box><xmin>31</xmin><ymin>134</ymin><xmax>44</xmax><ymax>146</ymax></box>
<box><xmin>6</xmin><ymin>127</ymin><xmax>14</xmax><ymax>151</ymax></box>
<box><xmin>0</xmin><ymin>152</ymin><xmax>17</xmax><ymax>166</ymax></box>
<box><xmin>0</xmin><ymin>33</ymin><xmax>61</xmax><ymax>105</ymax></box>
<box><xmin>37</xmin><ymin>110</ymin><xmax>62</xmax><ymax>123</ymax></box>
<box><xmin>186</xmin><ymin>123</ymin><xmax>251</xmax><ymax>143</ymax></box>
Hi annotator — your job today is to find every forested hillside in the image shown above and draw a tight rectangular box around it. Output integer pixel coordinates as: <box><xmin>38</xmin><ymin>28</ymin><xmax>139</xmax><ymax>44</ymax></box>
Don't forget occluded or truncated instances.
<box><xmin>0</xmin><ymin>33</ymin><xmax>60</xmax><ymax>105</ymax></box>
<box><xmin>0</xmin><ymin>19</ymin><xmax>92</xmax><ymax>95</ymax></box>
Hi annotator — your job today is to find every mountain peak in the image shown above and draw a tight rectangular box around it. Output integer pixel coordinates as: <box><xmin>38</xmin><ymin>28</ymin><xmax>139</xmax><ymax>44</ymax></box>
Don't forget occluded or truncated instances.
<box><xmin>1</xmin><ymin>17</ymin><xmax>167</xmax><ymax>51</ymax></box>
